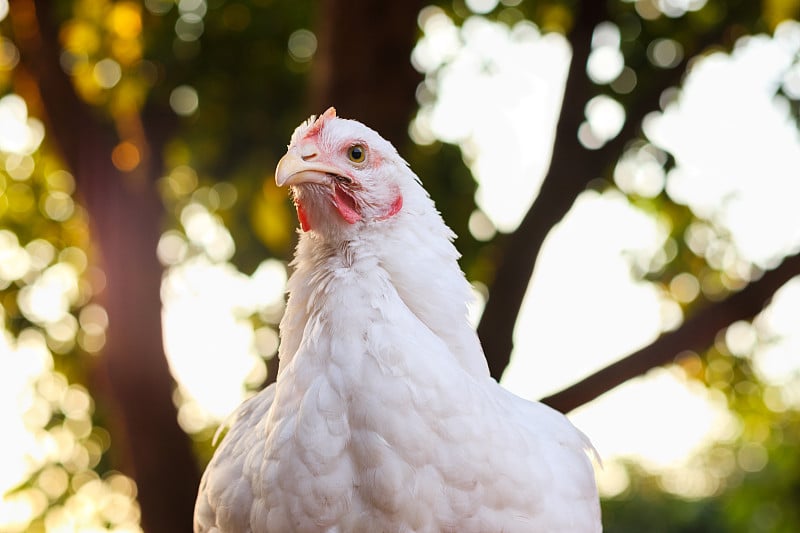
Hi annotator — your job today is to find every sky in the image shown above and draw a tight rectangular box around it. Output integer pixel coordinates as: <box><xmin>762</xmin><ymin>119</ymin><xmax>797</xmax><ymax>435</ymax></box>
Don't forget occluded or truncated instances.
<box><xmin>2</xmin><ymin>2</ymin><xmax>800</xmax><ymax>529</ymax></box>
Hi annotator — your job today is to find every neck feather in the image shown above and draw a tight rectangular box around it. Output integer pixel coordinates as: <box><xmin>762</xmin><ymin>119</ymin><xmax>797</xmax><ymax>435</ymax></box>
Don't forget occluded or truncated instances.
<box><xmin>277</xmin><ymin>185</ymin><xmax>489</xmax><ymax>379</ymax></box>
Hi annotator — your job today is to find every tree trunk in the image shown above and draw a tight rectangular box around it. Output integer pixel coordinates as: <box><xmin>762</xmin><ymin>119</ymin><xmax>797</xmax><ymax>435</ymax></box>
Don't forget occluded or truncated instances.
<box><xmin>309</xmin><ymin>0</ymin><xmax>424</xmax><ymax>150</ymax></box>
<box><xmin>11</xmin><ymin>2</ymin><xmax>200</xmax><ymax>531</ymax></box>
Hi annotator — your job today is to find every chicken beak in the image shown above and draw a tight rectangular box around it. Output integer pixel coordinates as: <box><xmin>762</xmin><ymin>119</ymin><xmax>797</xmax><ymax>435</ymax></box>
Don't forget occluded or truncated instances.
<box><xmin>275</xmin><ymin>152</ymin><xmax>339</xmax><ymax>188</ymax></box>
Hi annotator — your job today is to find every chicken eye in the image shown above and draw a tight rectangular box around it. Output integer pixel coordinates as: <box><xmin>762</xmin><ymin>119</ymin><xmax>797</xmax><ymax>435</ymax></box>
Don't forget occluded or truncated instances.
<box><xmin>348</xmin><ymin>144</ymin><xmax>366</xmax><ymax>163</ymax></box>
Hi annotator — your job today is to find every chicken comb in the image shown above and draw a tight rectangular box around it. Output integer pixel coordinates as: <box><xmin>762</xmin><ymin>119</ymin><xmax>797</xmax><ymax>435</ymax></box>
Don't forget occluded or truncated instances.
<box><xmin>303</xmin><ymin>107</ymin><xmax>337</xmax><ymax>140</ymax></box>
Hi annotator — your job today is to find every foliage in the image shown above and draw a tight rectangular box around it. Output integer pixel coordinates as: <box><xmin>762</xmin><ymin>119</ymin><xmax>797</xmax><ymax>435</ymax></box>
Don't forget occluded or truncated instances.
<box><xmin>0</xmin><ymin>106</ymin><xmax>139</xmax><ymax>529</ymax></box>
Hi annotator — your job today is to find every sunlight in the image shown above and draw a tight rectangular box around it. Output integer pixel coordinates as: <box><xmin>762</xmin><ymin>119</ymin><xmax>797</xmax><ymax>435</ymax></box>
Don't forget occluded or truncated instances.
<box><xmin>160</xmin><ymin>196</ymin><xmax>289</xmax><ymax>427</ymax></box>
<box><xmin>588</xmin><ymin>22</ymin><xmax>624</xmax><ymax>84</ymax></box>
<box><xmin>414</xmin><ymin>12</ymin><xmax>570</xmax><ymax>231</ymax></box>
<box><xmin>501</xmin><ymin>190</ymin><xmax>668</xmax><ymax>399</ymax></box>
<box><xmin>162</xmin><ymin>257</ymin><xmax>274</xmax><ymax>425</ymax></box>
<box><xmin>0</xmin><ymin>329</ymin><xmax>139</xmax><ymax>532</ymax></box>
<box><xmin>0</xmin><ymin>329</ymin><xmax>52</xmax><ymax>498</ymax></box>
<box><xmin>571</xmin><ymin>367</ymin><xmax>736</xmax><ymax>471</ymax></box>
<box><xmin>580</xmin><ymin>94</ymin><xmax>626</xmax><ymax>148</ymax></box>
<box><xmin>753</xmin><ymin>279</ymin><xmax>800</xmax><ymax>396</ymax></box>
<box><xmin>0</xmin><ymin>95</ymin><xmax>44</xmax><ymax>155</ymax></box>
<box><xmin>17</xmin><ymin>263</ymin><xmax>81</xmax><ymax>325</ymax></box>
<box><xmin>648</xmin><ymin>21</ymin><xmax>800</xmax><ymax>266</ymax></box>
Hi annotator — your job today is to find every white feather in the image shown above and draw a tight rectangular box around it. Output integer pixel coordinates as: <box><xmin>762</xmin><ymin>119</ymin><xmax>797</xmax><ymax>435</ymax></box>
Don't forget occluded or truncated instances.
<box><xmin>195</xmin><ymin>114</ymin><xmax>602</xmax><ymax>532</ymax></box>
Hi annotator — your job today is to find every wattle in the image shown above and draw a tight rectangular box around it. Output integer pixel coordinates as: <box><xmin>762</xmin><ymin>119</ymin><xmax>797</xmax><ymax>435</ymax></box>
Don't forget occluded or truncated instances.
<box><xmin>294</xmin><ymin>200</ymin><xmax>312</xmax><ymax>232</ymax></box>
<box><xmin>333</xmin><ymin>185</ymin><xmax>362</xmax><ymax>224</ymax></box>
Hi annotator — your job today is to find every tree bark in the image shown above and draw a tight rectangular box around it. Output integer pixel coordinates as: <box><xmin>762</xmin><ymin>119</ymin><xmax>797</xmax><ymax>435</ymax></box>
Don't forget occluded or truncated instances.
<box><xmin>542</xmin><ymin>252</ymin><xmax>800</xmax><ymax>413</ymax></box>
<box><xmin>11</xmin><ymin>2</ymin><xmax>200</xmax><ymax>531</ymax></box>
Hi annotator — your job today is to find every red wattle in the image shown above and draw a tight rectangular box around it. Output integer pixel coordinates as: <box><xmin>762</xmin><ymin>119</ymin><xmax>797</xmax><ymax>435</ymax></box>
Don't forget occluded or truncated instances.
<box><xmin>333</xmin><ymin>185</ymin><xmax>362</xmax><ymax>224</ymax></box>
<box><xmin>295</xmin><ymin>201</ymin><xmax>311</xmax><ymax>232</ymax></box>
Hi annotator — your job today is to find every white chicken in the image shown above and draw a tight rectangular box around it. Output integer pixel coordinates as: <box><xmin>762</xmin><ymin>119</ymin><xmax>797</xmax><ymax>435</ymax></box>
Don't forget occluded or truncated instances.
<box><xmin>194</xmin><ymin>107</ymin><xmax>602</xmax><ymax>532</ymax></box>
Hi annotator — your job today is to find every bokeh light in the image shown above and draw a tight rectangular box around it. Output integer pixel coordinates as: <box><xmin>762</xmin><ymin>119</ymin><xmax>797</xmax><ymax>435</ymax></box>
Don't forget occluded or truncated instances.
<box><xmin>93</xmin><ymin>58</ymin><xmax>122</xmax><ymax>89</ymax></box>
<box><xmin>155</xmin><ymin>163</ymin><xmax>287</xmax><ymax>429</ymax></box>
<box><xmin>169</xmin><ymin>85</ymin><xmax>199</xmax><ymax>116</ymax></box>
<box><xmin>175</xmin><ymin>0</ymin><xmax>206</xmax><ymax>42</ymax></box>
<box><xmin>614</xmin><ymin>143</ymin><xmax>666</xmax><ymax>197</ymax></box>
<box><xmin>0</xmin><ymin>38</ymin><xmax>20</xmax><ymax>70</ymax></box>
<box><xmin>580</xmin><ymin>94</ymin><xmax>626</xmax><ymax>149</ymax></box>
<box><xmin>0</xmin><ymin>95</ymin><xmax>44</xmax><ymax>154</ymax></box>
<box><xmin>287</xmin><ymin>29</ymin><xmax>317</xmax><ymax>62</ymax></box>
<box><xmin>611</xmin><ymin>66</ymin><xmax>637</xmax><ymax>94</ymax></box>
<box><xmin>647</xmin><ymin>38</ymin><xmax>684</xmax><ymax>68</ymax></box>
<box><xmin>466</xmin><ymin>0</ymin><xmax>499</xmax><ymax>15</ymax></box>
<box><xmin>0</xmin><ymin>71</ymin><xmax>140</xmax><ymax>529</ymax></box>
<box><xmin>657</xmin><ymin>0</ymin><xmax>708</xmax><ymax>18</ymax></box>
<box><xmin>588</xmin><ymin>22</ymin><xmax>624</xmax><ymax>84</ymax></box>
<box><xmin>649</xmin><ymin>22</ymin><xmax>800</xmax><ymax>267</ymax></box>
<box><xmin>161</xmin><ymin>252</ymin><xmax>286</xmax><ymax>426</ymax></box>
<box><xmin>111</xmin><ymin>141</ymin><xmax>141</xmax><ymax>171</ymax></box>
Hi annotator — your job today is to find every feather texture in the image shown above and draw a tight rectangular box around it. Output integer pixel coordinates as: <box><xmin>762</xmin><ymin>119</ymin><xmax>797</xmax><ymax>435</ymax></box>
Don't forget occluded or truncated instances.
<box><xmin>195</xmin><ymin>110</ymin><xmax>601</xmax><ymax>532</ymax></box>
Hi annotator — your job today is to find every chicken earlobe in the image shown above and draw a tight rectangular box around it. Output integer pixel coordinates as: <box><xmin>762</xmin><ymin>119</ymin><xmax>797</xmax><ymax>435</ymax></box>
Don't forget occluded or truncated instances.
<box><xmin>375</xmin><ymin>191</ymin><xmax>403</xmax><ymax>221</ymax></box>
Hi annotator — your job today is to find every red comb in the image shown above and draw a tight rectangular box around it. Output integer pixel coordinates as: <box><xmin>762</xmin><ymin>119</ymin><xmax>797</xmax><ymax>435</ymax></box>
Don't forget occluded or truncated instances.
<box><xmin>304</xmin><ymin>107</ymin><xmax>337</xmax><ymax>139</ymax></box>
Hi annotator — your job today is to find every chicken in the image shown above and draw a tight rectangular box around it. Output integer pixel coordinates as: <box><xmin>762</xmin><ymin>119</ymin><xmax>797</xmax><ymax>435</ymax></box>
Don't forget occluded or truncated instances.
<box><xmin>194</xmin><ymin>107</ymin><xmax>602</xmax><ymax>532</ymax></box>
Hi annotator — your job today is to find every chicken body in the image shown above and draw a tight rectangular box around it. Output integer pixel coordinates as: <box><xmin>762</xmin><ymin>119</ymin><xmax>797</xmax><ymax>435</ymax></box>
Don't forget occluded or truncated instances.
<box><xmin>194</xmin><ymin>109</ymin><xmax>601</xmax><ymax>533</ymax></box>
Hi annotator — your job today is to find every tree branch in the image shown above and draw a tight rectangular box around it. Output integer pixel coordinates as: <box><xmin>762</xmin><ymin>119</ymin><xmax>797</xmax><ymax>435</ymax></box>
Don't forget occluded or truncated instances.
<box><xmin>477</xmin><ymin>3</ymin><xmax>737</xmax><ymax>379</ymax></box>
<box><xmin>478</xmin><ymin>2</ymin><xmax>610</xmax><ymax>378</ymax></box>
<box><xmin>541</xmin><ymin>252</ymin><xmax>800</xmax><ymax>413</ymax></box>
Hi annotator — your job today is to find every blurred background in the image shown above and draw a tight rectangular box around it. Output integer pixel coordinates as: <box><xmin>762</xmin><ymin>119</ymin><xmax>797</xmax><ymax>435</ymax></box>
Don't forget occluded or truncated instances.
<box><xmin>0</xmin><ymin>0</ymin><xmax>799</xmax><ymax>531</ymax></box>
